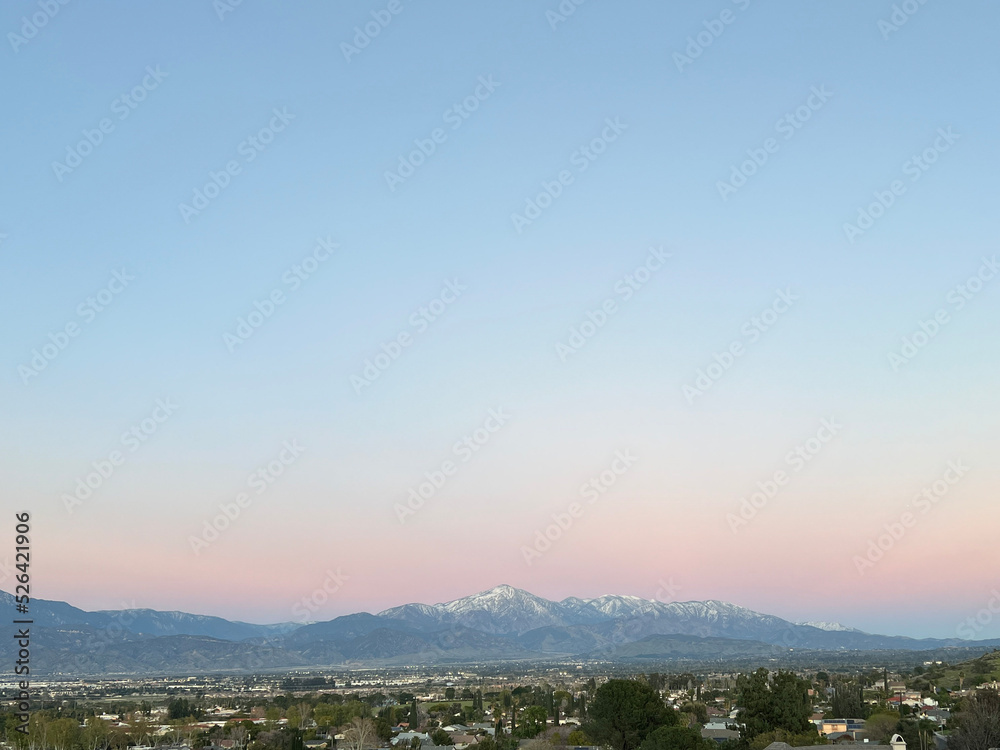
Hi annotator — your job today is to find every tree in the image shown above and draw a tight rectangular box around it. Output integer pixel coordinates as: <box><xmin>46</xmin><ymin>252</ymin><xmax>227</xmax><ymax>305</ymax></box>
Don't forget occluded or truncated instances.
<box><xmin>515</xmin><ymin>706</ymin><xmax>548</xmax><ymax>738</ymax></box>
<box><xmin>949</xmin><ymin>690</ymin><xmax>1000</xmax><ymax>750</ymax></box>
<box><xmin>831</xmin><ymin>684</ymin><xmax>867</xmax><ymax>719</ymax></box>
<box><xmin>430</xmin><ymin>729</ymin><xmax>454</xmax><ymax>746</ymax></box>
<box><xmin>342</xmin><ymin>718</ymin><xmax>377</xmax><ymax>750</ymax></box>
<box><xmin>679</xmin><ymin>703</ymin><xmax>709</xmax><ymax>727</ymax></box>
<box><xmin>374</xmin><ymin>716</ymin><xmax>393</xmax><ymax>743</ymax></box>
<box><xmin>445</xmin><ymin>688</ymin><xmax>456</xmax><ymax>701</ymax></box>
<box><xmin>231</xmin><ymin>725</ymin><xmax>249</xmax><ymax>750</ymax></box>
<box><xmin>585</xmin><ymin>679</ymin><xmax>678</xmax><ymax>750</ymax></box>
<box><xmin>313</xmin><ymin>705</ymin><xmax>335</xmax><ymax>728</ymax></box>
<box><xmin>736</xmin><ymin>669</ymin><xmax>815</xmax><ymax>741</ymax></box>
<box><xmin>865</xmin><ymin>712</ymin><xmax>901</xmax><ymax>745</ymax></box>
<box><xmin>567</xmin><ymin>730</ymin><xmax>593</xmax><ymax>746</ymax></box>
<box><xmin>639</xmin><ymin>726</ymin><xmax>714</xmax><ymax>750</ymax></box>
<box><xmin>168</xmin><ymin>698</ymin><xmax>200</xmax><ymax>721</ymax></box>
<box><xmin>49</xmin><ymin>718</ymin><xmax>81</xmax><ymax>750</ymax></box>
<box><xmin>83</xmin><ymin>717</ymin><xmax>111</xmax><ymax>750</ymax></box>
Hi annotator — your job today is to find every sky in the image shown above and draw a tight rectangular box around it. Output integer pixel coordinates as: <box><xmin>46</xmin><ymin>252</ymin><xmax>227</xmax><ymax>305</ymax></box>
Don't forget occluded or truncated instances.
<box><xmin>1</xmin><ymin>1</ymin><xmax>998</xmax><ymax>640</ymax></box>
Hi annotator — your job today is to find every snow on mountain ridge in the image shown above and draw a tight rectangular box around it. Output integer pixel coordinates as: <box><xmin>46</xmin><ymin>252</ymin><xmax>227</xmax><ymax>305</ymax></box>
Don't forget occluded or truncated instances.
<box><xmin>797</xmin><ymin>620</ymin><xmax>863</xmax><ymax>633</ymax></box>
<box><xmin>375</xmin><ymin>585</ymin><xmax>838</xmax><ymax>637</ymax></box>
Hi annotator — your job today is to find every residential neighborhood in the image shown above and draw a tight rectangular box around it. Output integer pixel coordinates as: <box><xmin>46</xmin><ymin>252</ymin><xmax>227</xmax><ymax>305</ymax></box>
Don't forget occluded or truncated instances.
<box><xmin>3</xmin><ymin>654</ymin><xmax>999</xmax><ymax>750</ymax></box>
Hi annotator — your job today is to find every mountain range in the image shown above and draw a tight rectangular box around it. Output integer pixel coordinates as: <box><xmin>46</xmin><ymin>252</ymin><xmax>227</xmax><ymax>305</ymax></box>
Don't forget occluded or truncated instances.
<box><xmin>3</xmin><ymin>585</ymin><xmax>998</xmax><ymax>675</ymax></box>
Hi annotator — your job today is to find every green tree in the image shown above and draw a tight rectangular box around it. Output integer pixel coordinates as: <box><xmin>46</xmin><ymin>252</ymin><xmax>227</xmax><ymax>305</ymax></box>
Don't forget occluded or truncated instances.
<box><xmin>831</xmin><ymin>684</ymin><xmax>867</xmax><ymax>719</ymax></box>
<box><xmin>49</xmin><ymin>717</ymin><xmax>82</xmax><ymax>750</ymax></box>
<box><xmin>430</xmin><ymin>729</ymin><xmax>454</xmax><ymax>746</ymax></box>
<box><xmin>83</xmin><ymin>717</ymin><xmax>111</xmax><ymax>750</ymax></box>
<box><xmin>736</xmin><ymin>669</ymin><xmax>815</xmax><ymax>741</ymax></box>
<box><xmin>865</xmin><ymin>712</ymin><xmax>901</xmax><ymax>745</ymax></box>
<box><xmin>515</xmin><ymin>706</ymin><xmax>548</xmax><ymax>738</ymax></box>
<box><xmin>639</xmin><ymin>726</ymin><xmax>714</xmax><ymax>750</ymax></box>
<box><xmin>585</xmin><ymin>679</ymin><xmax>677</xmax><ymax>750</ymax></box>
<box><xmin>374</xmin><ymin>716</ymin><xmax>393</xmax><ymax>743</ymax></box>
<box><xmin>679</xmin><ymin>703</ymin><xmax>709</xmax><ymax>726</ymax></box>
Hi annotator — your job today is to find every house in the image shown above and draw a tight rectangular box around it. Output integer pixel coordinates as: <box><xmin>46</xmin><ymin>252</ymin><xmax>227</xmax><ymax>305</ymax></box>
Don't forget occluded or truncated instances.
<box><xmin>822</xmin><ymin>721</ymin><xmax>849</xmax><ymax>735</ymax></box>
<box><xmin>701</xmin><ymin>728</ymin><xmax>739</xmax><ymax>744</ymax></box>
<box><xmin>821</xmin><ymin>719</ymin><xmax>866</xmax><ymax>739</ymax></box>
<box><xmin>765</xmin><ymin>739</ymin><xmax>894</xmax><ymax>750</ymax></box>
<box><xmin>704</xmin><ymin>721</ymin><xmax>735</xmax><ymax>731</ymax></box>
<box><xmin>828</xmin><ymin>733</ymin><xmax>861</xmax><ymax>744</ymax></box>
<box><xmin>921</xmin><ymin>708</ymin><xmax>950</xmax><ymax>726</ymax></box>
<box><xmin>391</xmin><ymin>732</ymin><xmax>436</xmax><ymax>748</ymax></box>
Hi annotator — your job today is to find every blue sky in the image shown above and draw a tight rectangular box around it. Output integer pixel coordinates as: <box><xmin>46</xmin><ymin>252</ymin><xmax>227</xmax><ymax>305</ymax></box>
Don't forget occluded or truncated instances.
<box><xmin>1</xmin><ymin>1</ymin><xmax>998</xmax><ymax>637</ymax></box>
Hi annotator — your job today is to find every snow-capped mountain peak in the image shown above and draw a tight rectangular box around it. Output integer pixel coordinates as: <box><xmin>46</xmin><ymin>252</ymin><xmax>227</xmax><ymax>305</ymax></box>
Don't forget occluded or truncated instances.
<box><xmin>797</xmin><ymin>620</ymin><xmax>863</xmax><ymax>633</ymax></box>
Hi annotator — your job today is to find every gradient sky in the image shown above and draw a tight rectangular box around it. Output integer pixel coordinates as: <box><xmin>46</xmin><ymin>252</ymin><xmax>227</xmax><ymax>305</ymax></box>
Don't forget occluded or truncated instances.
<box><xmin>1</xmin><ymin>1</ymin><xmax>998</xmax><ymax>640</ymax></box>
